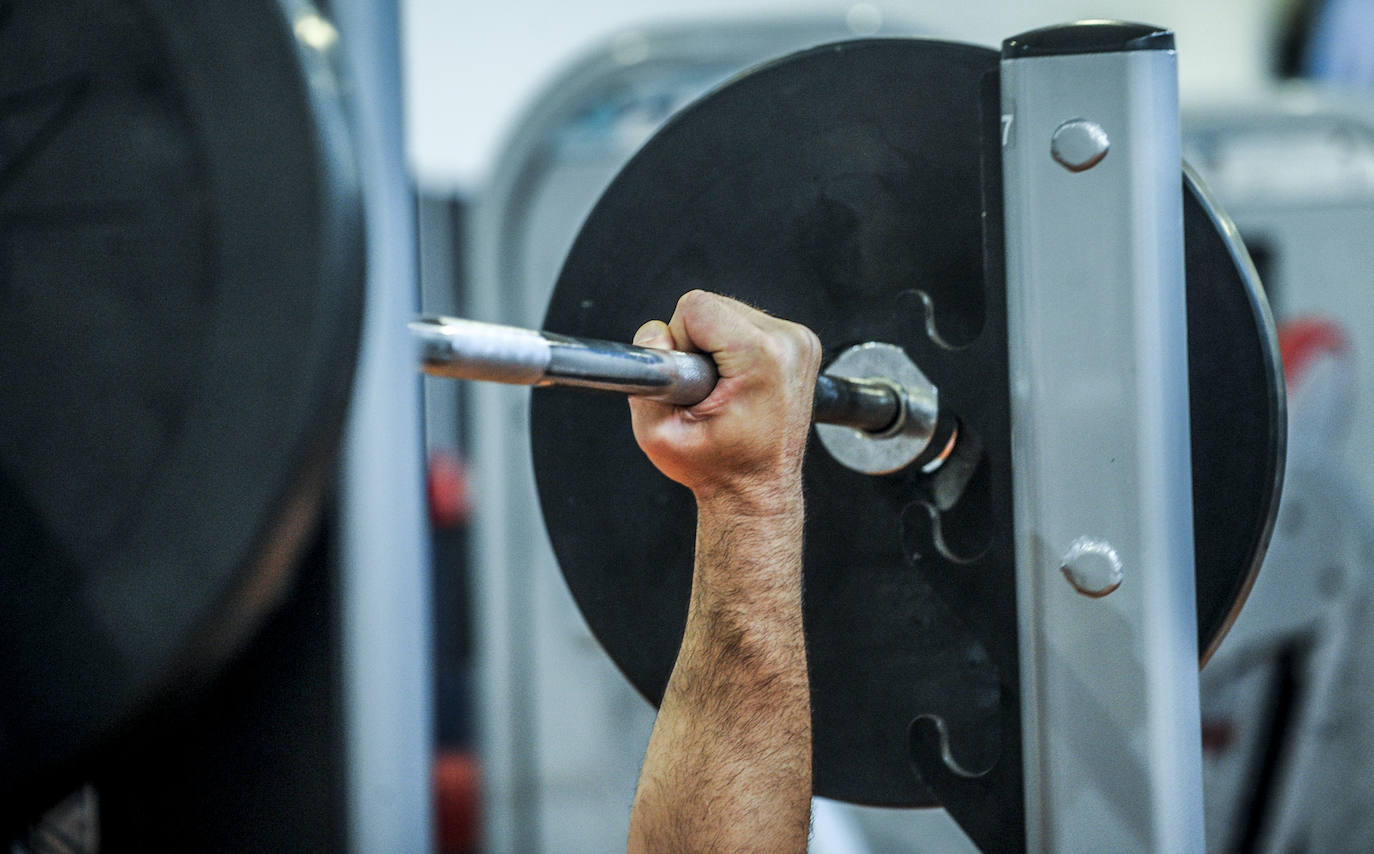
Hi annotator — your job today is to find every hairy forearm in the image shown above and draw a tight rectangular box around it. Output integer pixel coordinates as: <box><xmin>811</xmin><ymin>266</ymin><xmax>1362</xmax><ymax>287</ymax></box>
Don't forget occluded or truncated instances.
<box><xmin>628</xmin><ymin>489</ymin><xmax>812</xmax><ymax>854</ymax></box>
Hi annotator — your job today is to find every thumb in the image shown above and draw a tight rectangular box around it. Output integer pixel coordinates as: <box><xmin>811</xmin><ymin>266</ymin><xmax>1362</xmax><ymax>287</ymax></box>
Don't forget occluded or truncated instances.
<box><xmin>633</xmin><ymin>319</ymin><xmax>673</xmax><ymax>350</ymax></box>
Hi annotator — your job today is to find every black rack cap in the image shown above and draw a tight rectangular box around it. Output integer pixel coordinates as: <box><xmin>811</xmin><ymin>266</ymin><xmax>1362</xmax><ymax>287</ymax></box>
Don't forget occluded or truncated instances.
<box><xmin>1002</xmin><ymin>20</ymin><xmax>1174</xmax><ymax>58</ymax></box>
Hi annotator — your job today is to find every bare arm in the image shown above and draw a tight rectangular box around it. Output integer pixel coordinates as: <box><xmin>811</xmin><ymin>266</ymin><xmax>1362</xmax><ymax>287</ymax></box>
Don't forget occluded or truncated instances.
<box><xmin>625</xmin><ymin>290</ymin><xmax>819</xmax><ymax>854</ymax></box>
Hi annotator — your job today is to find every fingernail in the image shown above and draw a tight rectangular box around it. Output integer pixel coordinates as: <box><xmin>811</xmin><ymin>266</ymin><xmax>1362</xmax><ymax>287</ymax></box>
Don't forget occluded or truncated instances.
<box><xmin>633</xmin><ymin>321</ymin><xmax>665</xmax><ymax>346</ymax></box>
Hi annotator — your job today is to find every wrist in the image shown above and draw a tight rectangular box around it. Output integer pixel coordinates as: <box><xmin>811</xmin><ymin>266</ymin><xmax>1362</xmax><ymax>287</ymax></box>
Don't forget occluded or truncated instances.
<box><xmin>691</xmin><ymin>480</ymin><xmax>806</xmax><ymax>600</ymax></box>
<box><xmin>693</xmin><ymin>478</ymin><xmax>805</xmax><ymax>522</ymax></box>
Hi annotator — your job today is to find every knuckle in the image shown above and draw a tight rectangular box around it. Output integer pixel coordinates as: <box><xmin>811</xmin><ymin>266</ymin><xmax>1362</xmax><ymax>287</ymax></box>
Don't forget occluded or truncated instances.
<box><xmin>757</xmin><ymin>333</ymin><xmax>791</xmax><ymax>367</ymax></box>
<box><xmin>767</xmin><ymin>323</ymin><xmax>821</xmax><ymax>369</ymax></box>
<box><xmin>798</xmin><ymin>326</ymin><xmax>822</xmax><ymax>367</ymax></box>
<box><xmin>677</xmin><ymin>289</ymin><xmax>710</xmax><ymax>313</ymax></box>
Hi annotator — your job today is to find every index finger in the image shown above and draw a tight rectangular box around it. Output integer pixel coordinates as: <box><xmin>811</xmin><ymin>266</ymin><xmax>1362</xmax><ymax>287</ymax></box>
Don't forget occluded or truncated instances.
<box><xmin>667</xmin><ymin>291</ymin><xmax>773</xmax><ymax>376</ymax></box>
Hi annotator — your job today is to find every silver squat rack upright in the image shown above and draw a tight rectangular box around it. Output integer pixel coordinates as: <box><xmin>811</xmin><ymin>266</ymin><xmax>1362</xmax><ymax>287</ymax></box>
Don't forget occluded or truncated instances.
<box><xmin>1001</xmin><ymin>23</ymin><xmax>1205</xmax><ymax>854</ymax></box>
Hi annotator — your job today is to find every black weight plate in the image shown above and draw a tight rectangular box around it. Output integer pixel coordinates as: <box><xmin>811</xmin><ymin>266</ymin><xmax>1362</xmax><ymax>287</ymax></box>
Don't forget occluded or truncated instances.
<box><xmin>532</xmin><ymin>38</ymin><xmax>1282</xmax><ymax>815</ymax></box>
<box><xmin>0</xmin><ymin>0</ymin><xmax>363</xmax><ymax>819</ymax></box>
<box><xmin>1183</xmin><ymin>170</ymin><xmax>1284</xmax><ymax>665</ymax></box>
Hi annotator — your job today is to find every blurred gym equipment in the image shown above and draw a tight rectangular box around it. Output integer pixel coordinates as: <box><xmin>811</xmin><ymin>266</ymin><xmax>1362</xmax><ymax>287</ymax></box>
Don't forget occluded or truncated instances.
<box><xmin>1184</xmin><ymin>94</ymin><xmax>1374</xmax><ymax>853</ymax></box>
<box><xmin>1</xmin><ymin>0</ymin><xmax>429</xmax><ymax>849</ymax></box>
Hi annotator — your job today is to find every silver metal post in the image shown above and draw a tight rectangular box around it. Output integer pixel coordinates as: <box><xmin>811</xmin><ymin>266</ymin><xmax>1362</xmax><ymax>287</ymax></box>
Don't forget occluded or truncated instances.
<box><xmin>329</xmin><ymin>0</ymin><xmax>433</xmax><ymax>849</ymax></box>
<box><xmin>1001</xmin><ymin>21</ymin><xmax>1203</xmax><ymax>854</ymax></box>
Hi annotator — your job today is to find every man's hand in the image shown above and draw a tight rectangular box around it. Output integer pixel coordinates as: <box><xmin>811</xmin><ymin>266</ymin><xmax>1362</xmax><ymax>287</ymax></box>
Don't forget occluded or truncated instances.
<box><xmin>628</xmin><ymin>289</ymin><xmax>821</xmax><ymax>512</ymax></box>
<box><xmin>626</xmin><ymin>290</ymin><xmax>819</xmax><ymax>854</ymax></box>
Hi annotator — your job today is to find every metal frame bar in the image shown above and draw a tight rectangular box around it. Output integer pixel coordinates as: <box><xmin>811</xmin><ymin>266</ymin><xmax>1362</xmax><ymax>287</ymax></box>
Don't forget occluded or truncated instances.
<box><xmin>1001</xmin><ymin>26</ymin><xmax>1205</xmax><ymax>854</ymax></box>
<box><xmin>333</xmin><ymin>0</ymin><xmax>434</xmax><ymax>849</ymax></box>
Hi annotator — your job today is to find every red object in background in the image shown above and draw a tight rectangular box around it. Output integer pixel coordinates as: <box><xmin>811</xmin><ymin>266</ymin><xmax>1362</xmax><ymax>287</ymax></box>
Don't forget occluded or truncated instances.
<box><xmin>428</xmin><ymin>450</ymin><xmax>474</xmax><ymax>529</ymax></box>
<box><xmin>434</xmin><ymin>750</ymin><xmax>481</xmax><ymax>853</ymax></box>
<box><xmin>1201</xmin><ymin>718</ymin><xmax>1238</xmax><ymax>753</ymax></box>
<box><xmin>1279</xmin><ymin>317</ymin><xmax>1349</xmax><ymax>389</ymax></box>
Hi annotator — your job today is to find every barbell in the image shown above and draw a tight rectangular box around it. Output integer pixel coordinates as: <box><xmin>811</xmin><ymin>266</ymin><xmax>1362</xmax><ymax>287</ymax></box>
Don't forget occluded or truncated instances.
<box><xmin>413</xmin><ymin>315</ymin><xmax>948</xmax><ymax>472</ymax></box>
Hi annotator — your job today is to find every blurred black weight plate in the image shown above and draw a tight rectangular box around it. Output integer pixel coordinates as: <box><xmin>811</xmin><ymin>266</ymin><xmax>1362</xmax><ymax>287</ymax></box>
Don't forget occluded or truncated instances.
<box><xmin>532</xmin><ymin>37</ymin><xmax>1282</xmax><ymax>819</ymax></box>
<box><xmin>0</xmin><ymin>0</ymin><xmax>363</xmax><ymax>819</ymax></box>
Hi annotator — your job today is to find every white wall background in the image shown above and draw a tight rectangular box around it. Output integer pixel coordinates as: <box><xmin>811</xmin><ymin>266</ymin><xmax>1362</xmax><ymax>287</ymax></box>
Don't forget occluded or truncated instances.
<box><xmin>402</xmin><ymin>0</ymin><xmax>1288</xmax><ymax>191</ymax></box>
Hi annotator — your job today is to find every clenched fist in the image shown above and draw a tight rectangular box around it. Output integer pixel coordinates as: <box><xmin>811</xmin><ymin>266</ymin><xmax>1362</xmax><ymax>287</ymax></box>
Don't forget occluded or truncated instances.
<box><xmin>627</xmin><ymin>290</ymin><xmax>822</xmax><ymax>514</ymax></box>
